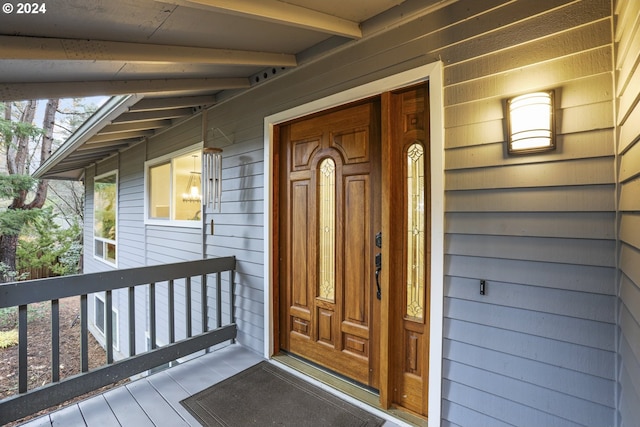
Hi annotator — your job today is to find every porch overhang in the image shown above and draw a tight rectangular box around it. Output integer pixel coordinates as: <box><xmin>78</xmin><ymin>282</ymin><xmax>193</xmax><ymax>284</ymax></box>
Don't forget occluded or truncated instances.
<box><xmin>32</xmin><ymin>92</ymin><xmax>222</xmax><ymax>180</ymax></box>
<box><xmin>7</xmin><ymin>1</ymin><xmax>444</xmax><ymax>181</ymax></box>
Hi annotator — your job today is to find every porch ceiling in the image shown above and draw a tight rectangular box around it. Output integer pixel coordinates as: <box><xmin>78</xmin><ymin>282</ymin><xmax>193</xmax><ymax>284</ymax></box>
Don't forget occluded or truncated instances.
<box><xmin>0</xmin><ymin>0</ymin><xmax>433</xmax><ymax>180</ymax></box>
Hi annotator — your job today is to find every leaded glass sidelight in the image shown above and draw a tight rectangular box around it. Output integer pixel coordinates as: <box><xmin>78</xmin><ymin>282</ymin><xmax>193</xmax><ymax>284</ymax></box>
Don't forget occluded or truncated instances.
<box><xmin>318</xmin><ymin>158</ymin><xmax>336</xmax><ymax>301</ymax></box>
<box><xmin>406</xmin><ymin>143</ymin><xmax>425</xmax><ymax>320</ymax></box>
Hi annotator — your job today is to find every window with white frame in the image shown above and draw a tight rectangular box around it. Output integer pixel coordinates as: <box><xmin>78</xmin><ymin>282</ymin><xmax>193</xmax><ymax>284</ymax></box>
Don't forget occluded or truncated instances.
<box><xmin>94</xmin><ymin>171</ymin><xmax>117</xmax><ymax>265</ymax></box>
<box><xmin>146</xmin><ymin>147</ymin><xmax>203</xmax><ymax>226</ymax></box>
<box><xmin>94</xmin><ymin>294</ymin><xmax>119</xmax><ymax>351</ymax></box>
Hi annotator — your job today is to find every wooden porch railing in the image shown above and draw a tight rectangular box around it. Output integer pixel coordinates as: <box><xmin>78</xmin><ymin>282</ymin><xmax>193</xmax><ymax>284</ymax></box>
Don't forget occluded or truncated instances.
<box><xmin>0</xmin><ymin>256</ymin><xmax>237</xmax><ymax>425</ymax></box>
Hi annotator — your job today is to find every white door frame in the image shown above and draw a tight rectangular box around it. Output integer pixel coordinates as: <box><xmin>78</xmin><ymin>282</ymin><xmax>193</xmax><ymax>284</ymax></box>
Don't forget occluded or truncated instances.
<box><xmin>263</xmin><ymin>61</ymin><xmax>445</xmax><ymax>426</ymax></box>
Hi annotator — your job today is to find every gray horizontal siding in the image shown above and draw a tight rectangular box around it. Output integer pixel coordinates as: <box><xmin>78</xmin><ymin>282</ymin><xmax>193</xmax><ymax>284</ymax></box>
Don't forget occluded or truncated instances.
<box><xmin>145</xmin><ymin>226</ymin><xmax>201</xmax><ymax>261</ymax></box>
<box><xmin>446</xmin><ymin>158</ymin><xmax>614</xmax><ymax>190</ymax></box>
<box><xmin>145</xmin><ymin>115</ymin><xmax>202</xmax><ymax>160</ymax></box>
<box><xmin>446</xmin><ymin>185</ymin><xmax>615</xmax><ymax>213</ymax></box>
<box><xmin>444</xmin><ymin>359</ymin><xmax>613</xmax><ymax>427</ymax></box>
<box><xmin>446</xmin><ymin>255</ymin><xmax>616</xmax><ymax>295</ymax></box>
<box><xmin>616</xmin><ymin>0</ymin><xmax>640</xmax><ymax>425</ymax></box>
<box><xmin>446</xmin><ymin>298</ymin><xmax>614</xmax><ymax>351</ymax></box>
<box><xmin>118</xmin><ymin>142</ymin><xmax>145</xmax><ymax>271</ymax></box>
<box><xmin>438</xmin><ymin>0</ymin><xmax>616</xmax><ymax>425</ymax></box>
<box><xmin>445</xmin><ymin>318</ymin><xmax>614</xmax><ymax>379</ymax></box>
<box><xmin>443</xmin><ymin>379</ymin><xmax>587</xmax><ymax>427</ymax></box>
<box><xmin>202</xmin><ymin>135</ymin><xmax>265</xmax><ymax>353</ymax></box>
<box><xmin>444</xmin><ymin>339</ymin><xmax>615</xmax><ymax>408</ymax></box>
<box><xmin>446</xmin><ymin>211</ymin><xmax>616</xmax><ymax>240</ymax></box>
<box><xmin>447</xmin><ymin>277</ymin><xmax>615</xmax><ymax>325</ymax></box>
<box><xmin>446</xmin><ymin>128</ymin><xmax>615</xmax><ymax>167</ymax></box>
<box><xmin>446</xmin><ymin>234</ymin><xmax>616</xmax><ymax>267</ymax></box>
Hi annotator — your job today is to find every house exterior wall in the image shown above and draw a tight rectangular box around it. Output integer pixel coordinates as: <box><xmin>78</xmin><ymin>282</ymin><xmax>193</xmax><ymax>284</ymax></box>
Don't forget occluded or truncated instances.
<box><xmin>439</xmin><ymin>1</ymin><xmax>617</xmax><ymax>425</ymax></box>
<box><xmin>84</xmin><ymin>116</ymin><xmax>207</xmax><ymax>358</ymax></box>
<box><xmin>615</xmin><ymin>0</ymin><xmax>640</xmax><ymax>425</ymax></box>
<box><xmin>202</xmin><ymin>0</ymin><xmax>618</xmax><ymax>425</ymax></box>
<box><xmin>80</xmin><ymin>0</ymin><xmax>629</xmax><ymax>425</ymax></box>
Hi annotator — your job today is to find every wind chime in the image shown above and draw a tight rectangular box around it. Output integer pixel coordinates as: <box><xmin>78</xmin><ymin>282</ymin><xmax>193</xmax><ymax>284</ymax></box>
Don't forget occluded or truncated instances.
<box><xmin>203</xmin><ymin>147</ymin><xmax>223</xmax><ymax>212</ymax></box>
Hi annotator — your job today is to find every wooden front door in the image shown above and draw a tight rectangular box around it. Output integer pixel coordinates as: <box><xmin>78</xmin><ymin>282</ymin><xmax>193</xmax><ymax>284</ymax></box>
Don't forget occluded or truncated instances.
<box><xmin>278</xmin><ymin>99</ymin><xmax>381</xmax><ymax>388</ymax></box>
<box><xmin>275</xmin><ymin>84</ymin><xmax>430</xmax><ymax>419</ymax></box>
<box><xmin>382</xmin><ymin>84</ymin><xmax>431</xmax><ymax>417</ymax></box>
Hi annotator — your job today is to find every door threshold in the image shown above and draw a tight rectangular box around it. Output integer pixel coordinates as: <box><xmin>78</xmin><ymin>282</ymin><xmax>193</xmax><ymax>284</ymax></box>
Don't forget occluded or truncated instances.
<box><xmin>271</xmin><ymin>353</ymin><xmax>426</xmax><ymax>426</ymax></box>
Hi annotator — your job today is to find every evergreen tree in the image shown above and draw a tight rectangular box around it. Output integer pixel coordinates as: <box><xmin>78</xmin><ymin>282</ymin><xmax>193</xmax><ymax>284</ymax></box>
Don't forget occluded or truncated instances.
<box><xmin>0</xmin><ymin>99</ymin><xmax>58</xmax><ymax>281</ymax></box>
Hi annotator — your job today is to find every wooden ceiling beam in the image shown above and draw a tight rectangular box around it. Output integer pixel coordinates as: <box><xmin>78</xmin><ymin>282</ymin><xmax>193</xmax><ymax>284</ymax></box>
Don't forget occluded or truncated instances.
<box><xmin>112</xmin><ymin>108</ymin><xmax>194</xmax><ymax>124</ymax></box>
<box><xmin>130</xmin><ymin>95</ymin><xmax>217</xmax><ymax>112</ymax></box>
<box><xmin>99</xmin><ymin>120</ymin><xmax>171</xmax><ymax>134</ymax></box>
<box><xmin>0</xmin><ymin>35</ymin><xmax>297</xmax><ymax>66</ymax></box>
<box><xmin>0</xmin><ymin>78</ymin><xmax>249</xmax><ymax>102</ymax></box>
<box><xmin>170</xmin><ymin>0</ymin><xmax>362</xmax><ymax>38</ymax></box>
<box><xmin>85</xmin><ymin>130</ymin><xmax>154</xmax><ymax>144</ymax></box>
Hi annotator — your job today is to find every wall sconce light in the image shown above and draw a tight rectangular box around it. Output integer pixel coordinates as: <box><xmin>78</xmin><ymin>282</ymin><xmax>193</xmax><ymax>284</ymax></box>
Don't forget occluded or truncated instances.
<box><xmin>507</xmin><ymin>90</ymin><xmax>556</xmax><ymax>154</ymax></box>
<box><xmin>203</xmin><ymin>147</ymin><xmax>223</xmax><ymax>212</ymax></box>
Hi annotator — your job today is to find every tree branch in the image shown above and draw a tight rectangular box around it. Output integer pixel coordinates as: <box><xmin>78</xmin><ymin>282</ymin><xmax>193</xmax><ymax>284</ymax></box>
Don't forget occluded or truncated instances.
<box><xmin>26</xmin><ymin>99</ymin><xmax>58</xmax><ymax>210</ymax></box>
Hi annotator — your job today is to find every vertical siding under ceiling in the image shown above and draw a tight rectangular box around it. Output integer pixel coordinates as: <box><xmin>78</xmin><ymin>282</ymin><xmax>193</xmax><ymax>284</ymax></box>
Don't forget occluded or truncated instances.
<box><xmin>441</xmin><ymin>0</ymin><xmax>616</xmax><ymax>425</ymax></box>
<box><xmin>615</xmin><ymin>0</ymin><xmax>640</xmax><ymax>425</ymax></box>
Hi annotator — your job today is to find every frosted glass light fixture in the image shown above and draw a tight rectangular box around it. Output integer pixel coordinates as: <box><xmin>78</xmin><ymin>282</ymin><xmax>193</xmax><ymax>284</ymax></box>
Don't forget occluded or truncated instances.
<box><xmin>507</xmin><ymin>91</ymin><xmax>555</xmax><ymax>154</ymax></box>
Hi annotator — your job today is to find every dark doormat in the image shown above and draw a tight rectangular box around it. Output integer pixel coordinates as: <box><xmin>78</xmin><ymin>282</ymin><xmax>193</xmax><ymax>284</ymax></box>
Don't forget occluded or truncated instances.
<box><xmin>180</xmin><ymin>361</ymin><xmax>385</xmax><ymax>426</ymax></box>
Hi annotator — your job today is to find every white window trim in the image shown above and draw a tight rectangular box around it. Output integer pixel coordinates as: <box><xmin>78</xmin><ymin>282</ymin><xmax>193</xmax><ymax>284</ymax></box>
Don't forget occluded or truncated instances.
<box><xmin>93</xmin><ymin>170</ymin><xmax>118</xmax><ymax>267</ymax></box>
<box><xmin>263</xmin><ymin>62</ymin><xmax>444</xmax><ymax>427</ymax></box>
<box><xmin>94</xmin><ymin>293</ymin><xmax>120</xmax><ymax>351</ymax></box>
<box><xmin>144</xmin><ymin>143</ymin><xmax>204</xmax><ymax>228</ymax></box>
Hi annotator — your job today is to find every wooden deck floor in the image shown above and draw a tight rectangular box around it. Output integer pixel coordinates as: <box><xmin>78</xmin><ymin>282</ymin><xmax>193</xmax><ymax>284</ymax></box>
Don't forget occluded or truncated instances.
<box><xmin>19</xmin><ymin>345</ymin><xmax>405</xmax><ymax>427</ymax></box>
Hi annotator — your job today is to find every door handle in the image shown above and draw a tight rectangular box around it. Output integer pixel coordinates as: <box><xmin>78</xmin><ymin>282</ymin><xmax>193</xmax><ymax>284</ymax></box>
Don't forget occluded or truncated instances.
<box><xmin>375</xmin><ymin>253</ymin><xmax>382</xmax><ymax>300</ymax></box>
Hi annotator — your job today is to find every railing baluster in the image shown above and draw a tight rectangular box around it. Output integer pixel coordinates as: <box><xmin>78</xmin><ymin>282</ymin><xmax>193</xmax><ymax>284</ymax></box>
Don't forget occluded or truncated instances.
<box><xmin>128</xmin><ymin>286</ymin><xmax>136</xmax><ymax>356</ymax></box>
<box><xmin>81</xmin><ymin>294</ymin><xmax>88</xmax><ymax>372</ymax></box>
<box><xmin>168</xmin><ymin>279</ymin><xmax>175</xmax><ymax>343</ymax></box>
<box><xmin>18</xmin><ymin>304</ymin><xmax>28</xmax><ymax>393</ymax></box>
<box><xmin>150</xmin><ymin>283</ymin><xmax>156</xmax><ymax>350</ymax></box>
<box><xmin>106</xmin><ymin>290</ymin><xmax>113</xmax><ymax>364</ymax></box>
<box><xmin>51</xmin><ymin>299</ymin><xmax>60</xmax><ymax>382</ymax></box>
<box><xmin>216</xmin><ymin>272</ymin><xmax>222</xmax><ymax>328</ymax></box>
<box><xmin>201</xmin><ymin>274</ymin><xmax>208</xmax><ymax>353</ymax></box>
<box><xmin>230</xmin><ymin>269</ymin><xmax>235</xmax><ymax>322</ymax></box>
<box><xmin>230</xmin><ymin>269</ymin><xmax>236</xmax><ymax>344</ymax></box>
<box><xmin>185</xmin><ymin>277</ymin><xmax>192</xmax><ymax>338</ymax></box>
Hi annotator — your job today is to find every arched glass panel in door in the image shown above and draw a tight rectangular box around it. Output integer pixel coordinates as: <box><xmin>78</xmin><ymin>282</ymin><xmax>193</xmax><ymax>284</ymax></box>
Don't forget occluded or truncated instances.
<box><xmin>406</xmin><ymin>143</ymin><xmax>425</xmax><ymax>320</ymax></box>
<box><xmin>318</xmin><ymin>158</ymin><xmax>336</xmax><ymax>301</ymax></box>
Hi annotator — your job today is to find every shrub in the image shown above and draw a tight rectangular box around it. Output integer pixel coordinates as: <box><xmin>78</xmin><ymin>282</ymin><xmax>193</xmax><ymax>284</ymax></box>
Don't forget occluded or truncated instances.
<box><xmin>0</xmin><ymin>330</ymin><xmax>19</xmax><ymax>349</ymax></box>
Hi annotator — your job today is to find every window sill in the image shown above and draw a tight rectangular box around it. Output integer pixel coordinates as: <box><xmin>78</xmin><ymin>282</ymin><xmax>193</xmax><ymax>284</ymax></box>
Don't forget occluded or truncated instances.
<box><xmin>145</xmin><ymin>219</ymin><xmax>202</xmax><ymax>229</ymax></box>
